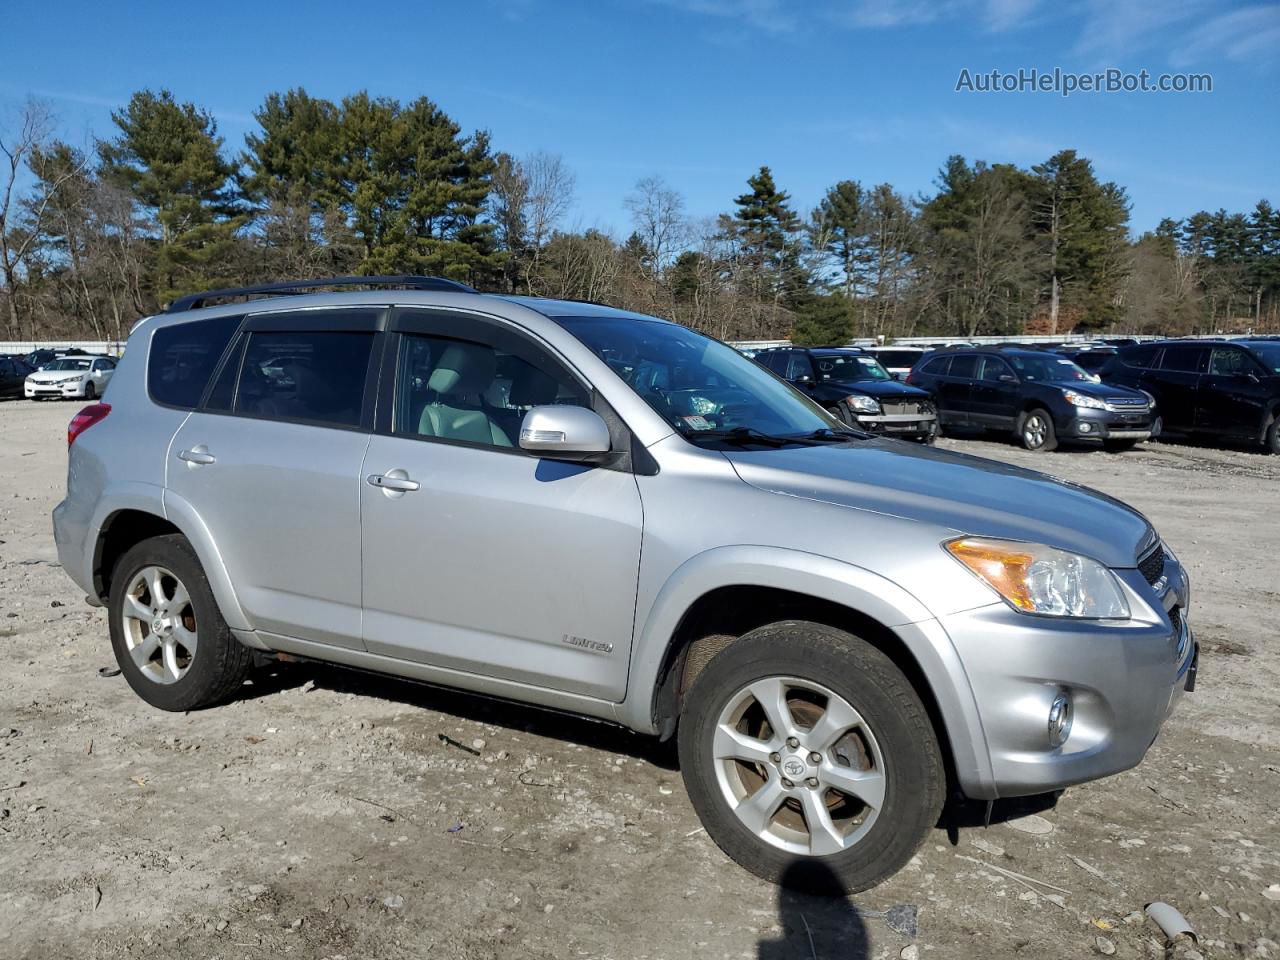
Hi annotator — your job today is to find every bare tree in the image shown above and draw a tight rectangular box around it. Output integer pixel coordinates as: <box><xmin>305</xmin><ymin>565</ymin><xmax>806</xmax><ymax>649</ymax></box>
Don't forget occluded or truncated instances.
<box><xmin>0</xmin><ymin>99</ymin><xmax>86</xmax><ymax>338</ymax></box>
<box><xmin>625</xmin><ymin>175</ymin><xmax>686</xmax><ymax>276</ymax></box>
<box><xmin>489</xmin><ymin>152</ymin><xmax>530</xmax><ymax>292</ymax></box>
<box><xmin>523</xmin><ymin>152</ymin><xmax>575</xmax><ymax>294</ymax></box>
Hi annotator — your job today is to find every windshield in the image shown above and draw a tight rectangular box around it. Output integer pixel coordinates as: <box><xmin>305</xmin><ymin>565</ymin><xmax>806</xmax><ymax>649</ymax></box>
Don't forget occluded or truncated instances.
<box><xmin>1007</xmin><ymin>353</ymin><xmax>1091</xmax><ymax>382</ymax></box>
<box><xmin>813</xmin><ymin>353</ymin><xmax>892</xmax><ymax>382</ymax></box>
<box><xmin>1250</xmin><ymin>345</ymin><xmax>1280</xmax><ymax>373</ymax></box>
<box><xmin>556</xmin><ymin>317</ymin><xmax>841</xmax><ymax>443</ymax></box>
<box><xmin>44</xmin><ymin>358</ymin><xmax>92</xmax><ymax>371</ymax></box>
<box><xmin>874</xmin><ymin>350</ymin><xmax>921</xmax><ymax>368</ymax></box>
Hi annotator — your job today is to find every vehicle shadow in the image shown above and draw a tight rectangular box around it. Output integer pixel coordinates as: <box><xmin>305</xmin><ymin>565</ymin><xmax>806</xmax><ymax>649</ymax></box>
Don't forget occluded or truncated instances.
<box><xmin>938</xmin><ymin>791</ymin><xmax>1060</xmax><ymax>843</ymax></box>
<box><xmin>231</xmin><ymin>657</ymin><xmax>680</xmax><ymax>769</ymax></box>
<box><xmin>757</xmin><ymin>861</ymin><xmax>871</xmax><ymax>959</ymax></box>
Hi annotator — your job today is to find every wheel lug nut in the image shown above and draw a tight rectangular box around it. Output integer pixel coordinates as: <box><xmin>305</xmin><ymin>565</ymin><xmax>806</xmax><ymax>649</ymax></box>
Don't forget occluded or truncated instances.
<box><xmin>769</xmin><ymin>752</ymin><xmax>781</xmax><ymax>764</ymax></box>
<box><xmin>785</xmin><ymin>737</ymin><xmax>800</xmax><ymax>749</ymax></box>
<box><xmin>806</xmin><ymin>777</ymin><xmax>820</xmax><ymax>789</ymax></box>
<box><xmin>781</xmin><ymin>778</ymin><xmax>795</xmax><ymax>789</ymax></box>
<box><xmin>809</xmin><ymin>752</ymin><xmax>822</xmax><ymax>764</ymax></box>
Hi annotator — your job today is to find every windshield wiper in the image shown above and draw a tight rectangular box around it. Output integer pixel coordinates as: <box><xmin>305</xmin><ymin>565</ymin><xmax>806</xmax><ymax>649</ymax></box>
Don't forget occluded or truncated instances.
<box><xmin>692</xmin><ymin>427</ymin><xmax>817</xmax><ymax>448</ymax></box>
<box><xmin>805</xmin><ymin>427</ymin><xmax>866</xmax><ymax>442</ymax></box>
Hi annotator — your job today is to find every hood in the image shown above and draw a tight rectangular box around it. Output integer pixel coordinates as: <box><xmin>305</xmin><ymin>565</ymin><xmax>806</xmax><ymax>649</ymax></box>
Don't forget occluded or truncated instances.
<box><xmin>725</xmin><ymin>440</ymin><xmax>1152</xmax><ymax>568</ymax></box>
<box><xmin>828</xmin><ymin>379</ymin><xmax>930</xmax><ymax>400</ymax></box>
<box><xmin>1040</xmin><ymin>379</ymin><xmax>1147</xmax><ymax>402</ymax></box>
<box><xmin>27</xmin><ymin>369</ymin><xmax>85</xmax><ymax>383</ymax></box>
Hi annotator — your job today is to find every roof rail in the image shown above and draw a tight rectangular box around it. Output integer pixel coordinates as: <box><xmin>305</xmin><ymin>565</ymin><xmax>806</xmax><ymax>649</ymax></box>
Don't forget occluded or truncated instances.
<box><xmin>164</xmin><ymin>275</ymin><xmax>479</xmax><ymax>313</ymax></box>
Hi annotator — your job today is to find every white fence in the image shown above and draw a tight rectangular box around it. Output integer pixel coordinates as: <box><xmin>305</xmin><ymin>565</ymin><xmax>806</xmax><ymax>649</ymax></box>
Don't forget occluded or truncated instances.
<box><xmin>1</xmin><ymin>340</ymin><xmax>125</xmax><ymax>356</ymax></box>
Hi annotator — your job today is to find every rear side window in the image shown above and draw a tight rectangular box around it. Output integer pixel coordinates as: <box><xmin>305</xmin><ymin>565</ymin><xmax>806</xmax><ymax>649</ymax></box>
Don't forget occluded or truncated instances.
<box><xmin>1118</xmin><ymin>345</ymin><xmax>1158</xmax><ymax>369</ymax></box>
<box><xmin>919</xmin><ymin>356</ymin><xmax>950</xmax><ymax>376</ymax></box>
<box><xmin>1159</xmin><ymin>346</ymin><xmax>1207</xmax><ymax>374</ymax></box>
<box><xmin>148</xmin><ymin>315</ymin><xmax>242</xmax><ymax>408</ymax></box>
<box><xmin>1207</xmin><ymin>347</ymin><xmax>1253</xmax><ymax>376</ymax></box>
<box><xmin>948</xmin><ymin>355</ymin><xmax>979</xmax><ymax>379</ymax></box>
<box><xmin>233</xmin><ymin>330</ymin><xmax>374</xmax><ymax>428</ymax></box>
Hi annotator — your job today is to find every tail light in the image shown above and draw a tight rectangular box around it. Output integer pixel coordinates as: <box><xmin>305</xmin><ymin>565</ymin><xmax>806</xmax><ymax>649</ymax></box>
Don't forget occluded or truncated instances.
<box><xmin>68</xmin><ymin>403</ymin><xmax>111</xmax><ymax>447</ymax></box>
<box><xmin>905</xmin><ymin>370</ymin><xmax>917</xmax><ymax>385</ymax></box>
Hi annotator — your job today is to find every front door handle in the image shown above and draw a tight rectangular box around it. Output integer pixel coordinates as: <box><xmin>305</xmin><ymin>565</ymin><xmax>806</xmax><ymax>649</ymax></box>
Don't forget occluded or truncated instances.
<box><xmin>178</xmin><ymin>447</ymin><xmax>216</xmax><ymax>465</ymax></box>
<box><xmin>367</xmin><ymin>473</ymin><xmax>420</xmax><ymax>492</ymax></box>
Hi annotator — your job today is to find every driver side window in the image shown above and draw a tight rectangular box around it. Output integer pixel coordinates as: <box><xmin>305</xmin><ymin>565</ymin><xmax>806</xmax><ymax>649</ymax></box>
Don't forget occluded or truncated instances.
<box><xmin>1208</xmin><ymin>348</ymin><xmax>1250</xmax><ymax>376</ymax></box>
<box><xmin>394</xmin><ymin>333</ymin><xmax>588</xmax><ymax>450</ymax></box>
<box><xmin>785</xmin><ymin>352</ymin><xmax>814</xmax><ymax>381</ymax></box>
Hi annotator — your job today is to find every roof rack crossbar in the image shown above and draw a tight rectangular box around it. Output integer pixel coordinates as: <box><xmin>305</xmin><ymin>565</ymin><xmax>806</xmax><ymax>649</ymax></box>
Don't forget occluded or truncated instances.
<box><xmin>164</xmin><ymin>275</ymin><xmax>478</xmax><ymax>313</ymax></box>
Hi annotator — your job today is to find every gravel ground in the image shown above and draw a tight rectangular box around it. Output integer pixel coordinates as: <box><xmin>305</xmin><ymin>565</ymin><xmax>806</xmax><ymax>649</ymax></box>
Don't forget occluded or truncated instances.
<box><xmin>1</xmin><ymin>398</ymin><xmax>1278</xmax><ymax>960</ymax></box>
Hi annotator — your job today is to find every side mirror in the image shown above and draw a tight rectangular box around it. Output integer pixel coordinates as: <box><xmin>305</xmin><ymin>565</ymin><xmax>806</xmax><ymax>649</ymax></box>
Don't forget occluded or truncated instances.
<box><xmin>519</xmin><ymin>405</ymin><xmax>612</xmax><ymax>462</ymax></box>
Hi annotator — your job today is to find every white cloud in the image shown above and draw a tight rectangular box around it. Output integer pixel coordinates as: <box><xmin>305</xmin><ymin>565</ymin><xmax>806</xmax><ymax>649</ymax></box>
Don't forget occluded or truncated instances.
<box><xmin>985</xmin><ymin>0</ymin><xmax>1040</xmax><ymax>32</ymax></box>
<box><xmin>647</xmin><ymin>0</ymin><xmax>797</xmax><ymax>34</ymax></box>
<box><xmin>1169</xmin><ymin>5</ymin><xmax>1280</xmax><ymax>66</ymax></box>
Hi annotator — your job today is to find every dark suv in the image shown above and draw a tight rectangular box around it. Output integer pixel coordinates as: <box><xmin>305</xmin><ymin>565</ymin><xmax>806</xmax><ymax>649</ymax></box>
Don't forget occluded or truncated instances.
<box><xmin>907</xmin><ymin>346</ymin><xmax>1155</xmax><ymax>452</ymax></box>
<box><xmin>755</xmin><ymin>347</ymin><xmax>937</xmax><ymax>441</ymax></box>
<box><xmin>1101</xmin><ymin>339</ymin><xmax>1280</xmax><ymax>453</ymax></box>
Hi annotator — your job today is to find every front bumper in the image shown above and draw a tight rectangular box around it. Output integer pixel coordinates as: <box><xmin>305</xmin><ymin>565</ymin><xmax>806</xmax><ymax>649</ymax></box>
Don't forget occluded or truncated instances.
<box><xmin>942</xmin><ymin>558</ymin><xmax>1193</xmax><ymax>799</ymax></box>
<box><xmin>1067</xmin><ymin>406</ymin><xmax>1154</xmax><ymax>441</ymax></box>
<box><xmin>853</xmin><ymin>410</ymin><xmax>937</xmax><ymax>440</ymax></box>
<box><xmin>25</xmin><ymin>380</ymin><xmax>88</xmax><ymax>399</ymax></box>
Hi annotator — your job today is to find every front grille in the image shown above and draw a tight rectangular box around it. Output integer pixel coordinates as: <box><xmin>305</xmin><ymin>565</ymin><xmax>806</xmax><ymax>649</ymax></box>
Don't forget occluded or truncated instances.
<box><xmin>1138</xmin><ymin>544</ymin><xmax>1165</xmax><ymax>586</ymax></box>
<box><xmin>1106</xmin><ymin>396</ymin><xmax>1149</xmax><ymax>408</ymax></box>
<box><xmin>881</xmin><ymin>401</ymin><xmax>930</xmax><ymax>417</ymax></box>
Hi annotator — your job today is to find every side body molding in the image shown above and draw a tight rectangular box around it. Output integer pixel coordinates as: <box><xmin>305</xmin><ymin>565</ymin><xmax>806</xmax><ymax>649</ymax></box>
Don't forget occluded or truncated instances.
<box><xmin>617</xmin><ymin>545</ymin><xmax>995</xmax><ymax>795</ymax></box>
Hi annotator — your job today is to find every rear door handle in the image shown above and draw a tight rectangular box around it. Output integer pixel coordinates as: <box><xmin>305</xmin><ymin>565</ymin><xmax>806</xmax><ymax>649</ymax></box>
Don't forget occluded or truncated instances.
<box><xmin>178</xmin><ymin>448</ymin><xmax>216</xmax><ymax>465</ymax></box>
<box><xmin>367</xmin><ymin>473</ymin><xmax>420</xmax><ymax>492</ymax></box>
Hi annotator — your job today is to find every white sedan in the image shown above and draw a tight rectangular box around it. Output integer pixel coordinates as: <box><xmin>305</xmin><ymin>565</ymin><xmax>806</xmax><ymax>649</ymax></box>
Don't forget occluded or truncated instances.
<box><xmin>25</xmin><ymin>356</ymin><xmax>116</xmax><ymax>400</ymax></box>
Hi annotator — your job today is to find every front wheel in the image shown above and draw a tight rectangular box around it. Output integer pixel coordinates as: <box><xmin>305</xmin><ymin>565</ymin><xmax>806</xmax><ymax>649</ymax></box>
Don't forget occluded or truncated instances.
<box><xmin>1018</xmin><ymin>409</ymin><xmax>1057</xmax><ymax>451</ymax></box>
<box><xmin>826</xmin><ymin>405</ymin><xmax>853</xmax><ymax>427</ymax></box>
<box><xmin>1266</xmin><ymin>417</ymin><xmax>1279</xmax><ymax>455</ymax></box>
<box><xmin>678</xmin><ymin>622</ymin><xmax>944</xmax><ymax>893</ymax></box>
<box><xmin>83</xmin><ymin>381</ymin><xmax>96</xmax><ymax>400</ymax></box>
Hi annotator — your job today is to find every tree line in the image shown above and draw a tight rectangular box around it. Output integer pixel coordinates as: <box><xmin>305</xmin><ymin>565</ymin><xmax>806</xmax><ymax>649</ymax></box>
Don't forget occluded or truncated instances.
<box><xmin>1</xmin><ymin>88</ymin><xmax>1276</xmax><ymax>345</ymax></box>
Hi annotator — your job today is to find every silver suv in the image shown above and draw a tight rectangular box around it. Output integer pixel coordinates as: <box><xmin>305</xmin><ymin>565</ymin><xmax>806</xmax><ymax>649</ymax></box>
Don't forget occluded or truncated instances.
<box><xmin>53</xmin><ymin>276</ymin><xmax>1197</xmax><ymax>892</ymax></box>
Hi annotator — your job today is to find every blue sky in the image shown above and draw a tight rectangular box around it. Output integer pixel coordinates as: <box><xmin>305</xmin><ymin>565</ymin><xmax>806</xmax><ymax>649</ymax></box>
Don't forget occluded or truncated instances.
<box><xmin>2</xmin><ymin>0</ymin><xmax>1277</xmax><ymax>236</ymax></box>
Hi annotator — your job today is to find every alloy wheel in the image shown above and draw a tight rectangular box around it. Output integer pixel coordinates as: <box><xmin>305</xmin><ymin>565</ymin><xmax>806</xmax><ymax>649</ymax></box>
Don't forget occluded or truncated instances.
<box><xmin>120</xmin><ymin>565</ymin><xmax>198</xmax><ymax>684</ymax></box>
<box><xmin>1023</xmin><ymin>414</ymin><xmax>1048</xmax><ymax>449</ymax></box>
<box><xmin>712</xmin><ymin>676</ymin><xmax>886</xmax><ymax>856</ymax></box>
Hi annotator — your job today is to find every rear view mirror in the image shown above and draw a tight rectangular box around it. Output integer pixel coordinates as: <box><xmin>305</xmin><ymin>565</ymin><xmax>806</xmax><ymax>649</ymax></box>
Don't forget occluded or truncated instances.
<box><xmin>519</xmin><ymin>406</ymin><xmax>612</xmax><ymax>462</ymax></box>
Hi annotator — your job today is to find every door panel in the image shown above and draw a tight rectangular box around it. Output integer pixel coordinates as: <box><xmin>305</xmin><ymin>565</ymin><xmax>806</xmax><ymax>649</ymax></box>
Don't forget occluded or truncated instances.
<box><xmin>168</xmin><ymin>414</ymin><xmax>370</xmax><ymax>648</ymax></box>
<box><xmin>1199</xmin><ymin>348</ymin><xmax>1270</xmax><ymax>438</ymax></box>
<box><xmin>1150</xmin><ymin>347</ymin><xmax>1207</xmax><ymax>431</ymax></box>
<box><xmin>936</xmin><ymin>354</ymin><xmax>978</xmax><ymax>422</ymax></box>
<box><xmin>971</xmin><ymin>356</ymin><xmax>1019</xmax><ymax>426</ymax></box>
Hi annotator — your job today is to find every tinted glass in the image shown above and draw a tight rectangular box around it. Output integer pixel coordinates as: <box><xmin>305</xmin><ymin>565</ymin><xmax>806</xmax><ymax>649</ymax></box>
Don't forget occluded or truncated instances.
<box><xmin>1006</xmin><ymin>353</ymin><xmax>1091</xmax><ymax>382</ymax></box>
<box><xmin>1207</xmin><ymin>347</ymin><xmax>1253</xmax><ymax>376</ymax></box>
<box><xmin>1119</xmin><ymin>345</ymin><xmax>1158</xmax><ymax>368</ymax></box>
<box><xmin>784</xmin><ymin>352</ymin><xmax>814</xmax><ymax>381</ymax></box>
<box><xmin>149</xmin><ymin>315</ymin><xmax>242</xmax><ymax>408</ymax></box>
<box><xmin>1072</xmin><ymin>351</ymin><xmax>1112</xmax><ymax>372</ymax></box>
<box><xmin>203</xmin><ymin>335</ymin><xmax>247</xmax><ymax>411</ymax></box>
<box><xmin>920</xmin><ymin>356</ymin><xmax>951</xmax><ymax>375</ymax></box>
<box><xmin>813</xmin><ymin>353</ymin><xmax>892</xmax><ymax>382</ymax></box>
<box><xmin>1159</xmin><ymin>346</ymin><xmax>1207</xmax><ymax>373</ymax></box>
<box><xmin>234</xmin><ymin>331</ymin><xmax>373</xmax><ymax>427</ymax></box>
<box><xmin>948</xmin><ymin>355</ymin><xmax>979</xmax><ymax>378</ymax></box>
<box><xmin>0</xmin><ymin>359</ymin><xmax>11</xmax><ymax>374</ymax></box>
<box><xmin>760</xmin><ymin>351</ymin><xmax>787</xmax><ymax>374</ymax></box>
<box><xmin>395</xmin><ymin>334</ymin><xmax>588</xmax><ymax>448</ymax></box>
<box><xmin>978</xmin><ymin>357</ymin><xmax>1013</xmax><ymax>381</ymax></box>
<box><xmin>1250</xmin><ymin>344</ymin><xmax>1280</xmax><ymax>373</ymax></box>
<box><xmin>874</xmin><ymin>350</ymin><xmax>921</xmax><ymax>367</ymax></box>
<box><xmin>557</xmin><ymin>317</ymin><xmax>837</xmax><ymax>442</ymax></box>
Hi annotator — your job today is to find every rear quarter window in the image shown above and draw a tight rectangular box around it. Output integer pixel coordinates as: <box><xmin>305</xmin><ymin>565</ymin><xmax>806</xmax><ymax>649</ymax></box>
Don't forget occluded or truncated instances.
<box><xmin>148</xmin><ymin>315</ymin><xmax>243</xmax><ymax>408</ymax></box>
<box><xmin>1118</xmin><ymin>345</ymin><xmax>1159</xmax><ymax>369</ymax></box>
<box><xmin>919</xmin><ymin>356</ymin><xmax>950</xmax><ymax>376</ymax></box>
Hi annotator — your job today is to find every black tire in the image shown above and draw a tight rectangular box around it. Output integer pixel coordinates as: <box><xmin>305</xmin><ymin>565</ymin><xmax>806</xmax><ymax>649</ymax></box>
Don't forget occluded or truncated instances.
<box><xmin>826</xmin><ymin>405</ymin><xmax>853</xmax><ymax>427</ymax></box>
<box><xmin>83</xmin><ymin>382</ymin><xmax>96</xmax><ymax>400</ymax></box>
<box><xmin>1018</xmin><ymin>408</ymin><xmax>1057</xmax><ymax>451</ymax></box>
<box><xmin>107</xmin><ymin>534</ymin><xmax>253</xmax><ymax>711</ymax></box>
<box><xmin>1266</xmin><ymin>417</ymin><xmax>1279</xmax><ymax>455</ymax></box>
<box><xmin>1103</xmin><ymin>439</ymin><xmax>1138</xmax><ymax>453</ymax></box>
<box><xmin>678</xmin><ymin>621</ymin><xmax>945</xmax><ymax>893</ymax></box>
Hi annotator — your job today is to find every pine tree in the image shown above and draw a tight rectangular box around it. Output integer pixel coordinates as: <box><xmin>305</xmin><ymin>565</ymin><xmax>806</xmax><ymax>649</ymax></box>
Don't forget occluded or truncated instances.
<box><xmin>731</xmin><ymin>166</ymin><xmax>809</xmax><ymax>307</ymax></box>
<box><xmin>98</xmin><ymin>90</ymin><xmax>244</xmax><ymax>303</ymax></box>
<box><xmin>791</xmin><ymin>294</ymin><xmax>855</xmax><ymax>346</ymax></box>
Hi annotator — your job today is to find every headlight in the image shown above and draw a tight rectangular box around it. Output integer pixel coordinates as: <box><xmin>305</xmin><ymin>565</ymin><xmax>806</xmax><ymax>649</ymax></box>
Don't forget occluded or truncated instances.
<box><xmin>1063</xmin><ymin>390</ymin><xmax>1106</xmax><ymax>410</ymax></box>
<box><xmin>945</xmin><ymin>537</ymin><xmax>1129</xmax><ymax>619</ymax></box>
<box><xmin>687</xmin><ymin>395</ymin><xmax>717</xmax><ymax>416</ymax></box>
<box><xmin>845</xmin><ymin>395</ymin><xmax>881</xmax><ymax>414</ymax></box>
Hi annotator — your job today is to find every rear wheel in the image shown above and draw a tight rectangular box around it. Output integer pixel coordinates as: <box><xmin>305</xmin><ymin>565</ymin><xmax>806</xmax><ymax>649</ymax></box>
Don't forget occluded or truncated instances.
<box><xmin>678</xmin><ymin>622</ymin><xmax>944</xmax><ymax>893</ymax></box>
<box><xmin>1266</xmin><ymin>417</ymin><xmax>1279</xmax><ymax>455</ymax></box>
<box><xmin>1018</xmin><ymin>408</ymin><xmax>1057</xmax><ymax>451</ymax></box>
<box><xmin>108</xmin><ymin>534</ymin><xmax>253</xmax><ymax>711</ymax></box>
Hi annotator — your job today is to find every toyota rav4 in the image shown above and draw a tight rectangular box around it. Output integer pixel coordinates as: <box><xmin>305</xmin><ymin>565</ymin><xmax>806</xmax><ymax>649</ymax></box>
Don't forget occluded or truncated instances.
<box><xmin>52</xmin><ymin>276</ymin><xmax>1197</xmax><ymax>892</ymax></box>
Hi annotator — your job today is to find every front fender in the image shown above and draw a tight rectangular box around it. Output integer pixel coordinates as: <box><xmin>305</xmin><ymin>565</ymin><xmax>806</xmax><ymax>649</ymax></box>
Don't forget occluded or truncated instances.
<box><xmin>617</xmin><ymin>544</ymin><xmax>995</xmax><ymax>795</ymax></box>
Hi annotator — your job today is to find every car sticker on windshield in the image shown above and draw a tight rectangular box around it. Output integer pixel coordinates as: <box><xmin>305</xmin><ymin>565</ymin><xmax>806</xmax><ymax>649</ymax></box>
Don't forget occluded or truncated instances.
<box><xmin>682</xmin><ymin>415</ymin><xmax>713</xmax><ymax>430</ymax></box>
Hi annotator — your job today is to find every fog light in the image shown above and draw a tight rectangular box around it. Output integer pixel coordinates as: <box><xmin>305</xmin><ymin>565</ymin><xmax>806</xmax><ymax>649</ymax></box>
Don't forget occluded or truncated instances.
<box><xmin>1048</xmin><ymin>692</ymin><xmax>1073</xmax><ymax>747</ymax></box>
<box><xmin>1078</xmin><ymin>422</ymin><xmax>1094</xmax><ymax>434</ymax></box>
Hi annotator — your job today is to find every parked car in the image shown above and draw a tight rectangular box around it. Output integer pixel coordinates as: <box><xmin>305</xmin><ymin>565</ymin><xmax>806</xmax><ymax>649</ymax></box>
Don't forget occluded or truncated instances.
<box><xmin>53</xmin><ymin>275</ymin><xmax>1195</xmax><ymax>893</ymax></box>
<box><xmin>907</xmin><ymin>346</ymin><xmax>1156</xmax><ymax>451</ymax></box>
<box><xmin>1</xmin><ymin>355</ymin><xmax>35</xmax><ymax>399</ymax></box>
<box><xmin>25</xmin><ymin>347</ymin><xmax>94</xmax><ymax>370</ymax></box>
<box><xmin>862</xmin><ymin>346</ymin><xmax>925</xmax><ymax>381</ymax></box>
<box><xmin>24</xmin><ymin>355</ymin><xmax>116</xmax><ymax>400</ymax></box>
<box><xmin>754</xmin><ymin>347</ymin><xmax>937</xmax><ymax>442</ymax></box>
<box><xmin>1101</xmin><ymin>339</ymin><xmax>1280</xmax><ymax>453</ymax></box>
<box><xmin>1056</xmin><ymin>345</ymin><xmax>1117</xmax><ymax>376</ymax></box>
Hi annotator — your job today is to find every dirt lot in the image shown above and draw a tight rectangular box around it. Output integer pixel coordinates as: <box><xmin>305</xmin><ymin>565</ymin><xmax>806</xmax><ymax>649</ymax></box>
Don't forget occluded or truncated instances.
<box><xmin>1</xmin><ymin>398</ymin><xmax>1277</xmax><ymax>960</ymax></box>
